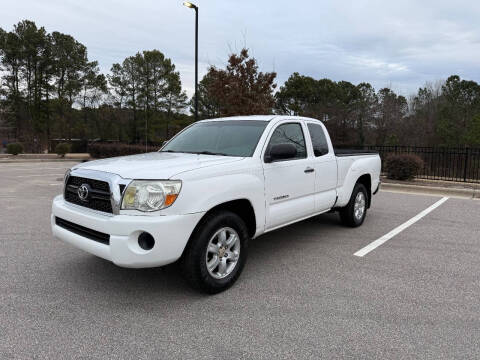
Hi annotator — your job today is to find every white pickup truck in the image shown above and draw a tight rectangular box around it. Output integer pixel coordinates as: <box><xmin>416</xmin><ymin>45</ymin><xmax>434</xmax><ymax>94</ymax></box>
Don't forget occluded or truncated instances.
<box><xmin>52</xmin><ymin>115</ymin><xmax>381</xmax><ymax>293</ymax></box>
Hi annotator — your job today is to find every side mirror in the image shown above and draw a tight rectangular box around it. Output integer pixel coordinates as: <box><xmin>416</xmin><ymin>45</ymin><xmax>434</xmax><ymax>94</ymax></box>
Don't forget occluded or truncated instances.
<box><xmin>314</xmin><ymin>146</ymin><xmax>329</xmax><ymax>156</ymax></box>
<box><xmin>265</xmin><ymin>143</ymin><xmax>297</xmax><ymax>163</ymax></box>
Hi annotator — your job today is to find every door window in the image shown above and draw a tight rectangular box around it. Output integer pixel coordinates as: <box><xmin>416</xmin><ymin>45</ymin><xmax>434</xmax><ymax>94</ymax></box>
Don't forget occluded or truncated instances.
<box><xmin>307</xmin><ymin>123</ymin><xmax>329</xmax><ymax>157</ymax></box>
<box><xmin>267</xmin><ymin>123</ymin><xmax>307</xmax><ymax>160</ymax></box>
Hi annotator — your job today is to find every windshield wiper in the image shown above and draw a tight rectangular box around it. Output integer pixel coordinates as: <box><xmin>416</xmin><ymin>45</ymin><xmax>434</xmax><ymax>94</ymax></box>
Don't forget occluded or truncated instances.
<box><xmin>161</xmin><ymin>150</ymin><xmax>229</xmax><ymax>156</ymax></box>
<box><xmin>160</xmin><ymin>150</ymin><xmax>191</xmax><ymax>154</ymax></box>
<box><xmin>194</xmin><ymin>151</ymin><xmax>229</xmax><ymax>156</ymax></box>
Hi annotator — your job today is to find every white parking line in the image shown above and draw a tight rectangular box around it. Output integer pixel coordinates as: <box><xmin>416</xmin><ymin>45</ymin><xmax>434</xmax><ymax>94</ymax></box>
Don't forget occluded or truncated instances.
<box><xmin>354</xmin><ymin>197</ymin><xmax>449</xmax><ymax>257</ymax></box>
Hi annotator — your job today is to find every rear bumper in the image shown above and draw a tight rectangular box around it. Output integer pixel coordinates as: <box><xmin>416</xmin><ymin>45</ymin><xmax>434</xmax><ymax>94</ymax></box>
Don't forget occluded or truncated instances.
<box><xmin>373</xmin><ymin>181</ymin><xmax>381</xmax><ymax>195</ymax></box>
<box><xmin>51</xmin><ymin>195</ymin><xmax>204</xmax><ymax>268</ymax></box>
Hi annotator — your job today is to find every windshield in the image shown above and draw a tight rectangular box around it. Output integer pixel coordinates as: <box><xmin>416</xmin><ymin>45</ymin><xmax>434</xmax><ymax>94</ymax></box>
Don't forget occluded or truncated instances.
<box><xmin>162</xmin><ymin>120</ymin><xmax>268</xmax><ymax>157</ymax></box>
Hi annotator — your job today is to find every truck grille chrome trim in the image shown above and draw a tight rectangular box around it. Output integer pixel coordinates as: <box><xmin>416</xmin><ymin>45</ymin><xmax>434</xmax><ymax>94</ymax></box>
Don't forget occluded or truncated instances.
<box><xmin>65</xmin><ymin>176</ymin><xmax>113</xmax><ymax>213</ymax></box>
<box><xmin>64</xmin><ymin>168</ymin><xmax>131</xmax><ymax>215</ymax></box>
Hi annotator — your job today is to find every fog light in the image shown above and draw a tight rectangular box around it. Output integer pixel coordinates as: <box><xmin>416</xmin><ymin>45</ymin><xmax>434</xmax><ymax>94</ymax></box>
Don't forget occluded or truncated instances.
<box><xmin>138</xmin><ymin>232</ymin><xmax>155</xmax><ymax>251</ymax></box>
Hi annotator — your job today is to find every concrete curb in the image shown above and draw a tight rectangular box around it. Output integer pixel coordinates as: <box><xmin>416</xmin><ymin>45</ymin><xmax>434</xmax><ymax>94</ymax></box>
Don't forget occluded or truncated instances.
<box><xmin>0</xmin><ymin>153</ymin><xmax>90</xmax><ymax>162</ymax></box>
<box><xmin>1</xmin><ymin>158</ymin><xmax>87</xmax><ymax>163</ymax></box>
<box><xmin>381</xmin><ymin>182</ymin><xmax>480</xmax><ymax>199</ymax></box>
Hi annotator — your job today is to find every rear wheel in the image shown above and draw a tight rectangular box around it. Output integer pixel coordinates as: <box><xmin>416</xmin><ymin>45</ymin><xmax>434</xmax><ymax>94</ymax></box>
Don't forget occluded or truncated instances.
<box><xmin>339</xmin><ymin>183</ymin><xmax>368</xmax><ymax>227</ymax></box>
<box><xmin>180</xmin><ymin>210</ymin><xmax>249</xmax><ymax>294</ymax></box>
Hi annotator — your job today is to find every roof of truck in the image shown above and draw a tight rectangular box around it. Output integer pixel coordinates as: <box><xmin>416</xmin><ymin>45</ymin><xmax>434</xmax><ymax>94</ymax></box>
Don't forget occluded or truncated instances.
<box><xmin>200</xmin><ymin>115</ymin><xmax>321</xmax><ymax>122</ymax></box>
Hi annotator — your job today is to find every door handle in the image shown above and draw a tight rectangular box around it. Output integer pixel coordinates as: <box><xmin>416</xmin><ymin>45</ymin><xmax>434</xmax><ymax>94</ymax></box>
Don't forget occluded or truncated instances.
<box><xmin>304</xmin><ymin>167</ymin><xmax>315</xmax><ymax>173</ymax></box>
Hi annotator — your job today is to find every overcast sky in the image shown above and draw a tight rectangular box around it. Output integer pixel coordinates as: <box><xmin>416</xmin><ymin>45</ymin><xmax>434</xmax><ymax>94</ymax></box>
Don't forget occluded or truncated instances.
<box><xmin>2</xmin><ymin>0</ymin><xmax>480</xmax><ymax>98</ymax></box>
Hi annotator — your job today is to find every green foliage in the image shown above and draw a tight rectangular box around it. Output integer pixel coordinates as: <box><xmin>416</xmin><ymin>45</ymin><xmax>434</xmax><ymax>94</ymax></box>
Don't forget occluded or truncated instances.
<box><xmin>0</xmin><ymin>20</ymin><xmax>189</xmax><ymax>151</ymax></box>
<box><xmin>55</xmin><ymin>142</ymin><xmax>71</xmax><ymax>157</ymax></box>
<box><xmin>274</xmin><ymin>73</ymin><xmax>480</xmax><ymax>147</ymax></box>
<box><xmin>436</xmin><ymin>75</ymin><xmax>480</xmax><ymax>146</ymax></box>
<box><xmin>194</xmin><ymin>71</ymin><xmax>221</xmax><ymax>119</ymax></box>
<box><xmin>0</xmin><ymin>20</ymin><xmax>98</xmax><ymax>148</ymax></box>
<box><xmin>2</xmin><ymin>20</ymin><xmax>480</xmax><ymax>150</ymax></box>
<box><xmin>464</xmin><ymin>114</ymin><xmax>480</xmax><ymax>146</ymax></box>
<box><xmin>88</xmin><ymin>143</ymin><xmax>156</xmax><ymax>159</ymax></box>
<box><xmin>275</xmin><ymin>72</ymin><xmax>318</xmax><ymax>116</ymax></box>
<box><xmin>384</xmin><ymin>134</ymin><xmax>399</xmax><ymax>146</ymax></box>
<box><xmin>356</xmin><ymin>83</ymin><xmax>378</xmax><ymax>145</ymax></box>
<box><xmin>274</xmin><ymin>74</ymin><xmax>408</xmax><ymax>145</ymax></box>
<box><xmin>384</xmin><ymin>154</ymin><xmax>424</xmax><ymax>181</ymax></box>
<box><xmin>6</xmin><ymin>143</ymin><xmax>23</xmax><ymax>155</ymax></box>
<box><xmin>108</xmin><ymin>50</ymin><xmax>187</xmax><ymax>142</ymax></box>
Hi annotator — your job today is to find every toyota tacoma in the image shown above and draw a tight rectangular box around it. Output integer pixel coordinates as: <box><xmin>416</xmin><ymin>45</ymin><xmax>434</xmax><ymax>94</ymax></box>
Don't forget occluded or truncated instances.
<box><xmin>52</xmin><ymin>115</ymin><xmax>381</xmax><ymax>293</ymax></box>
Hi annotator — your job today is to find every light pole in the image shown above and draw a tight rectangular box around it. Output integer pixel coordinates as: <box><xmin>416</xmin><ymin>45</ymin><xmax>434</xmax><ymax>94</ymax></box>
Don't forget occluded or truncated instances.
<box><xmin>183</xmin><ymin>1</ymin><xmax>198</xmax><ymax>121</ymax></box>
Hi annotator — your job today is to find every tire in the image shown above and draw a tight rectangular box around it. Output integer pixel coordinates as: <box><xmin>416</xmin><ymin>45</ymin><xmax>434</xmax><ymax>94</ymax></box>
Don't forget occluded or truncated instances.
<box><xmin>180</xmin><ymin>210</ymin><xmax>249</xmax><ymax>294</ymax></box>
<box><xmin>339</xmin><ymin>183</ymin><xmax>368</xmax><ymax>227</ymax></box>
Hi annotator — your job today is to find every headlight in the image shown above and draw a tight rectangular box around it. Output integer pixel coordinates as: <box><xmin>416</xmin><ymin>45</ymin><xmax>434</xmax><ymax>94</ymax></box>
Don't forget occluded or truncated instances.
<box><xmin>121</xmin><ymin>180</ymin><xmax>182</xmax><ymax>212</ymax></box>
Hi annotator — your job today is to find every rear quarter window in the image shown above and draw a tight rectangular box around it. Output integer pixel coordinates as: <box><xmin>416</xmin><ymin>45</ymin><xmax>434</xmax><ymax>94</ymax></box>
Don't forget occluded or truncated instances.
<box><xmin>307</xmin><ymin>123</ymin><xmax>329</xmax><ymax>157</ymax></box>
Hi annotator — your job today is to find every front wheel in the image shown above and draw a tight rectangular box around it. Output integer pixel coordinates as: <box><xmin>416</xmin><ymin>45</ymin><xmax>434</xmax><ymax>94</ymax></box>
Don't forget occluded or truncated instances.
<box><xmin>339</xmin><ymin>183</ymin><xmax>368</xmax><ymax>227</ymax></box>
<box><xmin>180</xmin><ymin>210</ymin><xmax>249</xmax><ymax>294</ymax></box>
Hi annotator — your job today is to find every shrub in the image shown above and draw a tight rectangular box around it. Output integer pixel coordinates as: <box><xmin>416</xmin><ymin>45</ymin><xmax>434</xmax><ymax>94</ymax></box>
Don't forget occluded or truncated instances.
<box><xmin>88</xmin><ymin>143</ymin><xmax>157</xmax><ymax>159</ymax></box>
<box><xmin>384</xmin><ymin>154</ymin><xmax>424</xmax><ymax>180</ymax></box>
<box><xmin>6</xmin><ymin>143</ymin><xmax>23</xmax><ymax>155</ymax></box>
<box><xmin>70</xmin><ymin>139</ymin><xmax>88</xmax><ymax>153</ymax></box>
<box><xmin>55</xmin><ymin>142</ymin><xmax>72</xmax><ymax>157</ymax></box>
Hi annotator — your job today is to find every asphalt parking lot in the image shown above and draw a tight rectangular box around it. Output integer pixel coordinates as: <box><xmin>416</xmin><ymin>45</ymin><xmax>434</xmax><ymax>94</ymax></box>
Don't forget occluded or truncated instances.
<box><xmin>1</xmin><ymin>161</ymin><xmax>480</xmax><ymax>359</ymax></box>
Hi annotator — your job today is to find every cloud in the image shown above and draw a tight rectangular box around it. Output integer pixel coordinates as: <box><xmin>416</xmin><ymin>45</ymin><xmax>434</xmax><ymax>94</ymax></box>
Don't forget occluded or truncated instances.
<box><xmin>2</xmin><ymin>0</ymin><xmax>480</xmax><ymax>97</ymax></box>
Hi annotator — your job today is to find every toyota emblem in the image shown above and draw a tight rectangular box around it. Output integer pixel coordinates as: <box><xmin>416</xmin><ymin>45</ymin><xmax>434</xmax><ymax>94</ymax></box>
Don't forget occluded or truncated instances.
<box><xmin>77</xmin><ymin>184</ymin><xmax>89</xmax><ymax>201</ymax></box>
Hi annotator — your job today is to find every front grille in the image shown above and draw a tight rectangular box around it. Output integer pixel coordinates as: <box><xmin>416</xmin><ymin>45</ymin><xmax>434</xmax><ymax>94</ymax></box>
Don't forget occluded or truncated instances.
<box><xmin>64</xmin><ymin>176</ymin><xmax>113</xmax><ymax>213</ymax></box>
<box><xmin>55</xmin><ymin>217</ymin><xmax>110</xmax><ymax>245</ymax></box>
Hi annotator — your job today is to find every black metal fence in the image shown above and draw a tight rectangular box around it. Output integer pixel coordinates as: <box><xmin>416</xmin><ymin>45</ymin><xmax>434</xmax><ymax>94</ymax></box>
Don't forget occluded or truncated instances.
<box><xmin>343</xmin><ymin>145</ymin><xmax>480</xmax><ymax>183</ymax></box>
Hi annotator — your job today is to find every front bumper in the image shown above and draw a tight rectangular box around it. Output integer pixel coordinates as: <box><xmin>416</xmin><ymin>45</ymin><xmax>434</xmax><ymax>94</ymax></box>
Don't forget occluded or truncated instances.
<box><xmin>51</xmin><ymin>195</ymin><xmax>205</xmax><ymax>268</ymax></box>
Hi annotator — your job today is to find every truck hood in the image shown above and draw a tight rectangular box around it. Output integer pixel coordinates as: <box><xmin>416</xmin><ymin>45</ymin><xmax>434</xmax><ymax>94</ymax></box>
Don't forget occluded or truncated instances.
<box><xmin>73</xmin><ymin>152</ymin><xmax>244</xmax><ymax>179</ymax></box>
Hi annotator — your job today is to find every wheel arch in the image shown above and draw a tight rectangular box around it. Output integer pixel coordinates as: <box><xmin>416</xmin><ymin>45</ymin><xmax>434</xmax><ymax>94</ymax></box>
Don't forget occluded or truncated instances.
<box><xmin>188</xmin><ymin>198</ymin><xmax>257</xmax><ymax>244</ymax></box>
<box><xmin>356</xmin><ymin>174</ymin><xmax>372</xmax><ymax>208</ymax></box>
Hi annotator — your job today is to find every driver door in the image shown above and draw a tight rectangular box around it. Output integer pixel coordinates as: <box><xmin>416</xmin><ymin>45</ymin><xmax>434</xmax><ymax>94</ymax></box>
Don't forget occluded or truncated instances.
<box><xmin>263</xmin><ymin>121</ymin><xmax>316</xmax><ymax>230</ymax></box>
